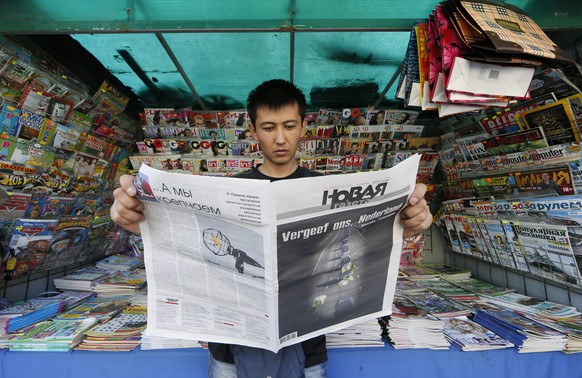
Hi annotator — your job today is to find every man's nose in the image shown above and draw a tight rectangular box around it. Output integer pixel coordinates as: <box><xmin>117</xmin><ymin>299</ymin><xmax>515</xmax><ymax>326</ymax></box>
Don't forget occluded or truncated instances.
<box><xmin>275</xmin><ymin>127</ymin><xmax>286</xmax><ymax>143</ymax></box>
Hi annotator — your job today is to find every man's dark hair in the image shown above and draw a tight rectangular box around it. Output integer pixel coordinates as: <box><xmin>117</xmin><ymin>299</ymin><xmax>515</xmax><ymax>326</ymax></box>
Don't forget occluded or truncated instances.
<box><xmin>246</xmin><ymin>79</ymin><xmax>307</xmax><ymax>126</ymax></box>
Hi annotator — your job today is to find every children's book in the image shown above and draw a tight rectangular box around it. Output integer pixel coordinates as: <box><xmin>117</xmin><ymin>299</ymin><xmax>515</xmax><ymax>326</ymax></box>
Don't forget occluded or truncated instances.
<box><xmin>10</xmin><ymin>139</ymin><xmax>56</xmax><ymax>171</ymax></box>
<box><xmin>16</xmin><ymin>109</ymin><xmax>45</xmax><ymax>140</ymax></box>
<box><xmin>53</xmin><ymin>266</ymin><xmax>113</xmax><ymax>291</ymax></box>
<box><xmin>5</xmin><ymin>218</ymin><xmax>58</xmax><ymax>277</ymax></box>
<box><xmin>95</xmin><ymin>254</ymin><xmax>144</xmax><ymax>271</ymax></box>
<box><xmin>57</xmin><ymin>295</ymin><xmax>130</xmax><ymax>322</ymax></box>
<box><xmin>8</xmin><ymin>317</ymin><xmax>98</xmax><ymax>351</ymax></box>
<box><xmin>79</xmin><ymin>133</ymin><xmax>107</xmax><ymax>158</ymax></box>
<box><xmin>41</xmin><ymin>215</ymin><xmax>91</xmax><ymax>270</ymax></box>
<box><xmin>0</xmin><ymin>57</ymin><xmax>35</xmax><ymax>87</ymax></box>
<box><xmin>66</xmin><ymin>109</ymin><xmax>93</xmax><ymax>128</ymax></box>
<box><xmin>0</xmin><ymin>297</ymin><xmax>65</xmax><ymax>333</ymax></box>
<box><xmin>92</xmin><ymin>268</ymin><xmax>147</xmax><ymax>296</ymax></box>
<box><xmin>18</xmin><ymin>85</ymin><xmax>72</xmax><ymax>123</ymax></box>
<box><xmin>52</xmin><ymin>122</ymin><xmax>88</xmax><ymax>151</ymax></box>
<box><xmin>37</xmin><ymin>118</ymin><xmax>58</xmax><ymax>146</ymax></box>
<box><xmin>0</xmin><ymin>103</ymin><xmax>21</xmax><ymax>137</ymax></box>
<box><xmin>0</xmin><ymin>136</ymin><xmax>17</xmax><ymax>162</ymax></box>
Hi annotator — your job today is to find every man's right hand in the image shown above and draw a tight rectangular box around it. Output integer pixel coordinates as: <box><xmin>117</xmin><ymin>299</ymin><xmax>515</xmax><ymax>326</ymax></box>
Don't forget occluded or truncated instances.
<box><xmin>110</xmin><ymin>174</ymin><xmax>144</xmax><ymax>235</ymax></box>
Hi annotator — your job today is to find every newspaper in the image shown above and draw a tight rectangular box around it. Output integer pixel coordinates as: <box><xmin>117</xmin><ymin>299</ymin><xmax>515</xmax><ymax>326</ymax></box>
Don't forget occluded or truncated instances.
<box><xmin>137</xmin><ymin>154</ymin><xmax>420</xmax><ymax>352</ymax></box>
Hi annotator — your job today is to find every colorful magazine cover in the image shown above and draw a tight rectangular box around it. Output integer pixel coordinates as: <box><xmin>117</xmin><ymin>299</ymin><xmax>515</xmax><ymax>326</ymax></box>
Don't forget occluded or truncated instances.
<box><xmin>189</xmin><ymin>111</ymin><xmax>218</xmax><ymax>129</ymax></box>
<box><xmin>18</xmin><ymin>85</ymin><xmax>72</xmax><ymax>124</ymax></box>
<box><xmin>10</xmin><ymin>139</ymin><xmax>55</xmax><ymax>172</ymax></box>
<box><xmin>4</xmin><ymin>218</ymin><xmax>58</xmax><ymax>277</ymax></box>
<box><xmin>316</xmin><ymin>109</ymin><xmax>342</xmax><ymax>126</ymax></box>
<box><xmin>513</xmin><ymin>222</ymin><xmax>581</xmax><ymax>285</ymax></box>
<box><xmin>0</xmin><ymin>192</ymin><xmax>31</xmax><ymax>219</ymax></box>
<box><xmin>79</xmin><ymin>133</ymin><xmax>107</xmax><ymax>158</ymax></box>
<box><xmin>16</xmin><ymin>109</ymin><xmax>45</xmax><ymax>140</ymax></box>
<box><xmin>481</xmin><ymin>127</ymin><xmax>548</xmax><ymax>156</ymax></box>
<box><xmin>0</xmin><ymin>103</ymin><xmax>21</xmax><ymax>137</ymax></box>
<box><xmin>41</xmin><ymin>215</ymin><xmax>92</xmax><ymax>270</ymax></box>
<box><xmin>144</xmin><ymin>107</ymin><xmax>176</xmax><ymax>126</ymax></box>
<box><xmin>516</xmin><ymin>98</ymin><xmax>579</xmax><ymax>146</ymax></box>
<box><xmin>0</xmin><ymin>136</ymin><xmax>17</xmax><ymax>161</ymax></box>
<box><xmin>57</xmin><ymin>295</ymin><xmax>129</xmax><ymax>321</ymax></box>
<box><xmin>52</xmin><ymin>122</ymin><xmax>88</xmax><ymax>151</ymax></box>
<box><xmin>0</xmin><ymin>160</ymin><xmax>39</xmax><ymax>189</ymax></box>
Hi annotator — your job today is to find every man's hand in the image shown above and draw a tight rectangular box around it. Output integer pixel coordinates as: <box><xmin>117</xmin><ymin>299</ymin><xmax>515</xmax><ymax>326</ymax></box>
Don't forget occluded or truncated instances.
<box><xmin>400</xmin><ymin>183</ymin><xmax>433</xmax><ymax>239</ymax></box>
<box><xmin>110</xmin><ymin>174</ymin><xmax>144</xmax><ymax>235</ymax></box>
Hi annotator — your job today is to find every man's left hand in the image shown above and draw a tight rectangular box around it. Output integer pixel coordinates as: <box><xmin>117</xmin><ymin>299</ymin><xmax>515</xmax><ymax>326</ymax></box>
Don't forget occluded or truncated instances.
<box><xmin>400</xmin><ymin>183</ymin><xmax>433</xmax><ymax>239</ymax></box>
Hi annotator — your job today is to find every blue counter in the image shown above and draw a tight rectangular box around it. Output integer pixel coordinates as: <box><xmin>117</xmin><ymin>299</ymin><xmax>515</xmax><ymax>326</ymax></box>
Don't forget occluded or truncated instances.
<box><xmin>2</xmin><ymin>344</ymin><xmax>580</xmax><ymax>378</ymax></box>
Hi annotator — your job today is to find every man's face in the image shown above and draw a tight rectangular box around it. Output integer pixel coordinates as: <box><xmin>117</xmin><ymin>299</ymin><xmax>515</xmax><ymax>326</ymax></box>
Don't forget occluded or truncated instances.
<box><xmin>542</xmin><ymin>173</ymin><xmax>550</xmax><ymax>181</ymax></box>
<box><xmin>250</xmin><ymin>104</ymin><xmax>306</xmax><ymax>174</ymax></box>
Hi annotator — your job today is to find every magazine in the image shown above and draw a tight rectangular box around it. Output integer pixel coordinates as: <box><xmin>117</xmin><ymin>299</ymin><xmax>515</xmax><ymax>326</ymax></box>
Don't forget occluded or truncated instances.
<box><xmin>512</xmin><ymin>222</ymin><xmax>582</xmax><ymax>285</ymax></box>
<box><xmin>137</xmin><ymin>154</ymin><xmax>420</xmax><ymax>352</ymax></box>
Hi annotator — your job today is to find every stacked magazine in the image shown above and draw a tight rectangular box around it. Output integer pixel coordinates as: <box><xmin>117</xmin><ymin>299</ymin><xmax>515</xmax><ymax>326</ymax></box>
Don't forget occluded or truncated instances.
<box><xmin>482</xmin><ymin>292</ymin><xmax>581</xmax><ymax>319</ymax></box>
<box><xmin>76</xmin><ymin>305</ymin><xmax>147</xmax><ymax>351</ymax></box>
<box><xmin>443</xmin><ymin>316</ymin><xmax>514</xmax><ymax>351</ymax></box>
<box><xmin>325</xmin><ymin>319</ymin><xmax>385</xmax><ymax>349</ymax></box>
<box><xmin>385</xmin><ymin>294</ymin><xmax>449</xmax><ymax>350</ymax></box>
<box><xmin>57</xmin><ymin>295</ymin><xmax>130</xmax><ymax>322</ymax></box>
<box><xmin>140</xmin><ymin>335</ymin><xmax>201</xmax><ymax>350</ymax></box>
<box><xmin>95</xmin><ymin>254</ymin><xmax>144</xmax><ymax>271</ymax></box>
<box><xmin>53</xmin><ymin>266</ymin><xmax>113</xmax><ymax>291</ymax></box>
<box><xmin>92</xmin><ymin>269</ymin><xmax>147</xmax><ymax>296</ymax></box>
<box><xmin>401</xmin><ymin>288</ymin><xmax>472</xmax><ymax>319</ymax></box>
<box><xmin>8</xmin><ymin>318</ymin><xmax>98</xmax><ymax>351</ymax></box>
<box><xmin>35</xmin><ymin>290</ymin><xmax>95</xmax><ymax>311</ymax></box>
<box><xmin>473</xmin><ymin>309</ymin><xmax>567</xmax><ymax>353</ymax></box>
<box><xmin>410</xmin><ymin>277</ymin><xmax>475</xmax><ymax>298</ymax></box>
<box><xmin>417</xmin><ymin>264</ymin><xmax>472</xmax><ymax>281</ymax></box>
<box><xmin>529</xmin><ymin>316</ymin><xmax>582</xmax><ymax>354</ymax></box>
<box><xmin>446</xmin><ymin>277</ymin><xmax>515</xmax><ymax>297</ymax></box>
<box><xmin>0</xmin><ymin>298</ymin><xmax>65</xmax><ymax>333</ymax></box>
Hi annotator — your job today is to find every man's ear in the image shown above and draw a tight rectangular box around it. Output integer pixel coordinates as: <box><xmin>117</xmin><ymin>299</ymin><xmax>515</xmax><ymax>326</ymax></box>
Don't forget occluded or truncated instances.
<box><xmin>248</xmin><ymin>123</ymin><xmax>258</xmax><ymax>139</ymax></box>
<box><xmin>301</xmin><ymin>118</ymin><xmax>307</xmax><ymax>136</ymax></box>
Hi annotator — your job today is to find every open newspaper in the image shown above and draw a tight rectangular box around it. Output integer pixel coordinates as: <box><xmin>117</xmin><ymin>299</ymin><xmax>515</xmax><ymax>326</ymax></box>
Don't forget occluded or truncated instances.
<box><xmin>137</xmin><ymin>154</ymin><xmax>420</xmax><ymax>352</ymax></box>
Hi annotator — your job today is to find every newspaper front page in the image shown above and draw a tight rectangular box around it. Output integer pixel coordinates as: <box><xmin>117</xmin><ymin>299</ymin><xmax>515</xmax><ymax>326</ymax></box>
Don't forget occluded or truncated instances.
<box><xmin>138</xmin><ymin>154</ymin><xmax>420</xmax><ymax>352</ymax></box>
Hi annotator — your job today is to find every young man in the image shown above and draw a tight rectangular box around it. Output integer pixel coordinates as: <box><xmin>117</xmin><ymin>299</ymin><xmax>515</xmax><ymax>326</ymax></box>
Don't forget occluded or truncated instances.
<box><xmin>111</xmin><ymin>79</ymin><xmax>433</xmax><ymax>377</ymax></box>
